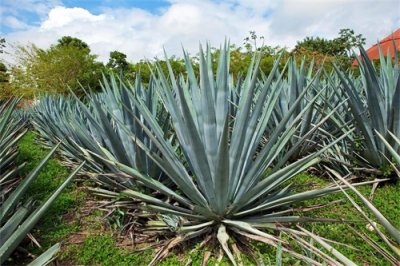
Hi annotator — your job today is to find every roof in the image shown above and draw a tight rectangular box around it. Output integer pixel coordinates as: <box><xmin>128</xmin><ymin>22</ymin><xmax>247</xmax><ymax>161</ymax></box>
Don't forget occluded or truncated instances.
<box><xmin>353</xmin><ymin>28</ymin><xmax>400</xmax><ymax>66</ymax></box>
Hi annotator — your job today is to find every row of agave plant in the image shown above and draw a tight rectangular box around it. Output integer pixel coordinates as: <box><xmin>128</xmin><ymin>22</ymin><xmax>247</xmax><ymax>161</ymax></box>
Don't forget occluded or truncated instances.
<box><xmin>0</xmin><ymin>99</ymin><xmax>84</xmax><ymax>265</ymax></box>
<box><xmin>27</xmin><ymin>44</ymin><xmax>399</xmax><ymax>264</ymax></box>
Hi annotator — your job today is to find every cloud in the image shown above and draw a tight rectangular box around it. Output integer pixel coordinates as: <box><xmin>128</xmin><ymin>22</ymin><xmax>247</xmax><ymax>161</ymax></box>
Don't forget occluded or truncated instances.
<box><xmin>0</xmin><ymin>0</ymin><xmax>61</xmax><ymax>20</ymax></box>
<box><xmin>2</xmin><ymin>0</ymin><xmax>400</xmax><ymax>64</ymax></box>
<box><xmin>42</xmin><ymin>6</ymin><xmax>106</xmax><ymax>29</ymax></box>
<box><xmin>3</xmin><ymin>16</ymin><xmax>30</xmax><ymax>30</ymax></box>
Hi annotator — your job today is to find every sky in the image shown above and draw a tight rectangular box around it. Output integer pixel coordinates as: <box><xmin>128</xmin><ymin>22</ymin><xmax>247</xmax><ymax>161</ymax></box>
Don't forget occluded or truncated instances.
<box><xmin>1</xmin><ymin>0</ymin><xmax>399</xmax><ymax>63</ymax></box>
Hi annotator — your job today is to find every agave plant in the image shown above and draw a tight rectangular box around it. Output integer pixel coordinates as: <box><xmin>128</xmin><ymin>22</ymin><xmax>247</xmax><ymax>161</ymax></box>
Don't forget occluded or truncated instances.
<box><xmin>377</xmin><ymin>130</ymin><xmax>400</xmax><ymax>166</ymax></box>
<box><xmin>267</xmin><ymin>58</ymin><xmax>357</xmax><ymax>176</ymax></box>
<box><xmin>31</xmin><ymin>74</ymin><xmax>167</xmax><ymax>183</ymax></box>
<box><xmin>268</xmin><ymin>58</ymin><xmax>323</xmax><ymax>161</ymax></box>
<box><xmin>88</xmin><ymin>44</ymin><xmax>380</xmax><ymax>265</ymax></box>
<box><xmin>0</xmin><ymin>99</ymin><xmax>27</xmax><ymax>194</ymax></box>
<box><xmin>0</xmin><ymin>98</ymin><xmax>84</xmax><ymax>264</ymax></box>
<box><xmin>334</xmin><ymin>46</ymin><xmax>400</xmax><ymax>173</ymax></box>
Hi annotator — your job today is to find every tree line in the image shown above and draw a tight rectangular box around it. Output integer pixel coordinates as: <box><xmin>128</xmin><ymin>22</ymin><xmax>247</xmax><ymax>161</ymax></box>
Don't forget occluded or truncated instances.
<box><xmin>0</xmin><ymin>29</ymin><xmax>365</xmax><ymax>99</ymax></box>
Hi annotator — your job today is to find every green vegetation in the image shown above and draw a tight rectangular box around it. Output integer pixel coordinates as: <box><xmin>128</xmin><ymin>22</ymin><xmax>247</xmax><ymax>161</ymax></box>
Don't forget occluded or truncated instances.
<box><xmin>0</xmin><ymin>99</ymin><xmax>83</xmax><ymax>265</ymax></box>
<box><xmin>26</xmin><ymin>40</ymin><xmax>400</xmax><ymax>265</ymax></box>
<box><xmin>293</xmin><ymin>28</ymin><xmax>365</xmax><ymax>68</ymax></box>
<box><xmin>15</xmin><ymin>132</ymin><xmax>87</xmax><ymax>252</ymax></box>
<box><xmin>1</xmin><ymin>28</ymin><xmax>364</xmax><ymax>99</ymax></box>
<box><xmin>65</xmin><ymin>234</ymin><xmax>153</xmax><ymax>266</ymax></box>
<box><xmin>8</xmin><ymin>37</ymin><xmax>104</xmax><ymax>97</ymax></box>
<box><xmin>49</xmin><ymin>173</ymin><xmax>398</xmax><ymax>266</ymax></box>
<box><xmin>6</xmin><ymin>131</ymin><xmax>397</xmax><ymax>265</ymax></box>
<box><xmin>2</xmin><ymin>28</ymin><xmax>399</xmax><ymax>265</ymax></box>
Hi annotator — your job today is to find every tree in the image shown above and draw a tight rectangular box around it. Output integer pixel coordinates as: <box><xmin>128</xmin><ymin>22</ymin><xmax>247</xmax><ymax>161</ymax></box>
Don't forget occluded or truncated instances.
<box><xmin>293</xmin><ymin>28</ymin><xmax>366</xmax><ymax>69</ymax></box>
<box><xmin>0</xmin><ymin>63</ymin><xmax>15</xmax><ymax>99</ymax></box>
<box><xmin>56</xmin><ymin>36</ymin><xmax>90</xmax><ymax>51</ymax></box>
<box><xmin>10</xmin><ymin>37</ymin><xmax>104</xmax><ymax>97</ymax></box>
<box><xmin>0</xmin><ymin>37</ymin><xmax>5</xmax><ymax>54</ymax></box>
<box><xmin>0</xmin><ymin>63</ymin><xmax>9</xmax><ymax>83</ymax></box>
<box><xmin>107</xmin><ymin>51</ymin><xmax>129</xmax><ymax>72</ymax></box>
<box><xmin>0</xmin><ymin>38</ymin><xmax>13</xmax><ymax>98</ymax></box>
<box><xmin>294</xmin><ymin>28</ymin><xmax>365</xmax><ymax>56</ymax></box>
<box><xmin>337</xmin><ymin>28</ymin><xmax>366</xmax><ymax>54</ymax></box>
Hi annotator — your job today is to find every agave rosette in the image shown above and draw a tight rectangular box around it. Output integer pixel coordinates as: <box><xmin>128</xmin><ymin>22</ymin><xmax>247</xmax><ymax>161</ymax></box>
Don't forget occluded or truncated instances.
<box><xmin>87</xmin><ymin>44</ymin><xmax>380</xmax><ymax>265</ymax></box>
<box><xmin>31</xmin><ymin>75</ymin><xmax>168</xmax><ymax>183</ymax></box>
<box><xmin>334</xmin><ymin>46</ymin><xmax>400</xmax><ymax>173</ymax></box>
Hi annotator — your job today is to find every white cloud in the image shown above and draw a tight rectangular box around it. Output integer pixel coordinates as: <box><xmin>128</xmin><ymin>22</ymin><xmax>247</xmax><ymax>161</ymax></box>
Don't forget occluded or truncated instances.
<box><xmin>2</xmin><ymin>0</ymin><xmax>400</xmax><ymax>64</ymax></box>
<box><xmin>41</xmin><ymin>6</ymin><xmax>106</xmax><ymax>29</ymax></box>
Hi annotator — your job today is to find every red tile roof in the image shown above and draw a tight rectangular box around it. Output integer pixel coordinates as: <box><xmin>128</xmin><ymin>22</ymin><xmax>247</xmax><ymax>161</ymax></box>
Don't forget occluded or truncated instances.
<box><xmin>353</xmin><ymin>28</ymin><xmax>400</xmax><ymax>66</ymax></box>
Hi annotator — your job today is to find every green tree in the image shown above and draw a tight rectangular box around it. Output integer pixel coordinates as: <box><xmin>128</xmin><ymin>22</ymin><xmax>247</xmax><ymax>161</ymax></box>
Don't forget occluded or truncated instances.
<box><xmin>0</xmin><ymin>62</ymin><xmax>12</xmax><ymax>98</ymax></box>
<box><xmin>107</xmin><ymin>50</ymin><xmax>129</xmax><ymax>72</ymax></box>
<box><xmin>130</xmin><ymin>56</ymin><xmax>186</xmax><ymax>85</ymax></box>
<box><xmin>0</xmin><ymin>38</ymin><xmax>13</xmax><ymax>98</ymax></box>
<box><xmin>336</xmin><ymin>28</ymin><xmax>366</xmax><ymax>54</ymax></box>
<box><xmin>10</xmin><ymin>37</ymin><xmax>104</xmax><ymax>97</ymax></box>
<box><xmin>0</xmin><ymin>63</ymin><xmax>9</xmax><ymax>83</ymax></box>
<box><xmin>293</xmin><ymin>28</ymin><xmax>365</xmax><ymax>69</ymax></box>
<box><xmin>0</xmin><ymin>37</ymin><xmax>5</xmax><ymax>54</ymax></box>
<box><xmin>294</xmin><ymin>28</ymin><xmax>365</xmax><ymax>56</ymax></box>
<box><xmin>56</xmin><ymin>36</ymin><xmax>90</xmax><ymax>51</ymax></box>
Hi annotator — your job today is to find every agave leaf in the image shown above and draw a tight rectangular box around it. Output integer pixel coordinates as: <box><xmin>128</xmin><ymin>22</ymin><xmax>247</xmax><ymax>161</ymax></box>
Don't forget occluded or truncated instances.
<box><xmin>217</xmin><ymin>224</ymin><xmax>237</xmax><ymax>266</ymax></box>
<box><xmin>0</xmin><ymin>143</ymin><xmax>61</xmax><ymax>221</ymax></box>
<box><xmin>0</xmin><ymin>202</ymin><xmax>31</xmax><ymax>246</ymax></box>
<box><xmin>326</xmin><ymin>167</ymin><xmax>400</xmax><ymax>248</ymax></box>
<box><xmin>27</xmin><ymin>243</ymin><xmax>60</xmax><ymax>266</ymax></box>
<box><xmin>298</xmin><ymin>226</ymin><xmax>357</xmax><ymax>266</ymax></box>
<box><xmin>376</xmin><ymin>131</ymin><xmax>400</xmax><ymax>165</ymax></box>
<box><xmin>0</xmin><ymin>161</ymin><xmax>84</xmax><ymax>263</ymax></box>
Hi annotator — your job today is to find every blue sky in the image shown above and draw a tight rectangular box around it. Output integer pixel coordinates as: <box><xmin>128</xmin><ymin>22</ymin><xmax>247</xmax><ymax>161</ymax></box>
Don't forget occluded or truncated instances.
<box><xmin>1</xmin><ymin>0</ymin><xmax>170</xmax><ymax>34</ymax></box>
<box><xmin>1</xmin><ymin>0</ymin><xmax>399</xmax><ymax>62</ymax></box>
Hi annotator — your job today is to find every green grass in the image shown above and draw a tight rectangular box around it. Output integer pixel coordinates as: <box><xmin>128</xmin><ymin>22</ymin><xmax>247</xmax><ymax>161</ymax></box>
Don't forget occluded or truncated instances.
<box><xmin>291</xmin><ymin>173</ymin><xmax>400</xmax><ymax>265</ymax></box>
<box><xmin>16</xmin><ymin>131</ymin><xmax>87</xmax><ymax>252</ymax></box>
<box><xmin>58</xmin><ymin>173</ymin><xmax>399</xmax><ymax>265</ymax></box>
<box><xmin>64</xmin><ymin>234</ymin><xmax>153</xmax><ymax>266</ymax></box>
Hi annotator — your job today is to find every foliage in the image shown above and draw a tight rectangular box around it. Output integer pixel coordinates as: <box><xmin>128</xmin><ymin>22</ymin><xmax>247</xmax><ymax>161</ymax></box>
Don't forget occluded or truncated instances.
<box><xmin>293</xmin><ymin>28</ymin><xmax>365</xmax><ymax>69</ymax></box>
<box><xmin>23</xmin><ymin>36</ymin><xmax>400</xmax><ymax>264</ymax></box>
<box><xmin>82</xmin><ymin>44</ymin><xmax>379</xmax><ymax>265</ymax></box>
<box><xmin>292</xmin><ymin>173</ymin><xmax>399</xmax><ymax>265</ymax></box>
<box><xmin>377</xmin><ymin>131</ymin><xmax>400</xmax><ymax>167</ymax></box>
<box><xmin>0</xmin><ymin>63</ymin><xmax>9</xmax><ymax>83</ymax></box>
<box><xmin>107</xmin><ymin>51</ymin><xmax>129</xmax><ymax>73</ymax></box>
<box><xmin>0</xmin><ymin>37</ymin><xmax>5</xmax><ymax>54</ymax></box>
<box><xmin>67</xmin><ymin>234</ymin><xmax>152</xmax><ymax>266</ymax></box>
<box><xmin>0</xmin><ymin>61</ymin><xmax>13</xmax><ymax>99</ymax></box>
<box><xmin>16</xmin><ymin>132</ymin><xmax>87</xmax><ymax>247</ymax></box>
<box><xmin>327</xmin><ymin>168</ymin><xmax>399</xmax><ymax>263</ymax></box>
<box><xmin>0</xmin><ymin>99</ymin><xmax>26</xmax><ymax>190</ymax></box>
<box><xmin>30</xmin><ymin>74</ymin><xmax>167</xmax><ymax>180</ymax></box>
<box><xmin>9</xmin><ymin>37</ymin><xmax>104</xmax><ymax>97</ymax></box>
<box><xmin>54</xmin><ymin>172</ymin><xmax>399</xmax><ymax>265</ymax></box>
<box><xmin>294</xmin><ymin>28</ymin><xmax>365</xmax><ymax>57</ymax></box>
<box><xmin>334</xmin><ymin>46</ymin><xmax>400</xmax><ymax>174</ymax></box>
<box><xmin>56</xmin><ymin>36</ymin><xmax>90</xmax><ymax>51</ymax></box>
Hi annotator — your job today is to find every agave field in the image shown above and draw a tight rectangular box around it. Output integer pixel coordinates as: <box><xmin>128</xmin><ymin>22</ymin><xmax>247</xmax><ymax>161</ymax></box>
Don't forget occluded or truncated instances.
<box><xmin>1</xmin><ymin>44</ymin><xmax>399</xmax><ymax>265</ymax></box>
